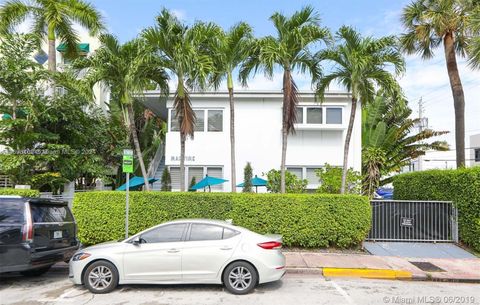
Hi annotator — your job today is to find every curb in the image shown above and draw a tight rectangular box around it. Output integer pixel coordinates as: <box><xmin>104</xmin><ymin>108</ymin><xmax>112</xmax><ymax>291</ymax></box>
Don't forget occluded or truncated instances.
<box><xmin>322</xmin><ymin>268</ymin><xmax>412</xmax><ymax>280</ymax></box>
<box><xmin>286</xmin><ymin>267</ymin><xmax>323</xmax><ymax>275</ymax></box>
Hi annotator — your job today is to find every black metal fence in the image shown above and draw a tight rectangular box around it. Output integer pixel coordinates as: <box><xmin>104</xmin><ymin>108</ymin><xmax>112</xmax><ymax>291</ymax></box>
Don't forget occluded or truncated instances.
<box><xmin>367</xmin><ymin>200</ymin><xmax>458</xmax><ymax>242</ymax></box>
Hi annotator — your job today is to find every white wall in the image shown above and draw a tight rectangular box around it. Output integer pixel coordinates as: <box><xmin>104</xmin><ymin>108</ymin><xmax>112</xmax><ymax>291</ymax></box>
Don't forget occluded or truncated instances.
<box><xmin>164</xmin><ymin>91</ymin><xmax>361</xmax><ymax>192</ymax></box>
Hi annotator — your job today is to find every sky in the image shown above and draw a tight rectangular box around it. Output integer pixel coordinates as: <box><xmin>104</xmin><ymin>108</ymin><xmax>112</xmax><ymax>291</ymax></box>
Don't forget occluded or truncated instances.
<box><xmin>3</xmin><ymin>0</ymin><xmax>480</xmax><ymax>164</ymax></box>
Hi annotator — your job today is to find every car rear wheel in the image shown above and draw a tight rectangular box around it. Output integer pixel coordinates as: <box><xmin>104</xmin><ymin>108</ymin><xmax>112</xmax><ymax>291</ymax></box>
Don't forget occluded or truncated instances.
<box><xmin>223</xmin><ymin>261</ymin><xmax>257</xmax><ymax>295</ymax></box>
<box><xmin>20</xmin><ymin>265</ymin><xmax>52</xmax><ymax>277</ymax></box>
<box><xmin>83</xmin><ymin>260</ymin><xmax>118</xmax><ymax>294</ymax></box>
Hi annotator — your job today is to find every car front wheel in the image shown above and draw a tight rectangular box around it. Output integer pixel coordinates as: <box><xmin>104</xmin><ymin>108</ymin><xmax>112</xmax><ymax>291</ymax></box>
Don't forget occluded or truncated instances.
<box><xmin>223</xmin><ymin>261</ymin><xmax>258</xmax><ymax>295</ymax></box>
<box><xmin>83</xmin><ymin>260</ymin><xmax>118</xmax><ymax>294</ymax></box>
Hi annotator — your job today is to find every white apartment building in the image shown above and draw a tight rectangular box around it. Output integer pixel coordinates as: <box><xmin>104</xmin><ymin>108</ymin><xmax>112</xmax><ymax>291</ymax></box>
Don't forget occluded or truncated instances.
<box><xmin>143</xmin><ymin>91</ymin><xmax>361</xmax><ymax>192</ymax></box>
<box><xmin>470</xmin><ymin>133</ymin><xmax>480</xmax><ymax>168</ymax></box>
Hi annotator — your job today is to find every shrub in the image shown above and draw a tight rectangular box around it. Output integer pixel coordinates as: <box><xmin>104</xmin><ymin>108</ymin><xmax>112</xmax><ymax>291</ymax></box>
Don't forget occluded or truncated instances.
<box><xmin>160</xmin><ymin>168</ymin><xmax>171</xmax><ymax>191</ymax></box>
<box><xmin>265</xmin><ymin>169</ymin><xmax>307</xmax><ymax>193</ymax></box>
<box><xmin>0</xmin><ymin>188</ymin><xmax>40</xmax><ymax>197</ymax></box>
<box><xmin>242</xmin><ymin>162</ymin><xmax>253</xmax><ymax>193</ymax></box>
<box><xmin>316</xmin><ymin>164</ymin><xmax>361</xmax><ymax>194</ymax></box>
<box><xmin>393</xmin><ymin>167</ymin><xmax>480</xmax><ymax>252</ymax></box>
<box><xmin>73</xmin><ymin>191</ymin><xmax>371</xmax><ymax>248</ymax></box>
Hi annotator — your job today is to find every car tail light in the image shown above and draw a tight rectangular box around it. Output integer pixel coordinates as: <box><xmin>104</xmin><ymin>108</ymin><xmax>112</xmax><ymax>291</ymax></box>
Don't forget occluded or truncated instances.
<box><xmin>257</xmin><ymin>241</ymin><xmax>282</xmax><ymax>250</ymax></box>
<box><xmin>22</xmin><ymin>202</ymin><xmax>33</xmax><ymax>243</ymax></box>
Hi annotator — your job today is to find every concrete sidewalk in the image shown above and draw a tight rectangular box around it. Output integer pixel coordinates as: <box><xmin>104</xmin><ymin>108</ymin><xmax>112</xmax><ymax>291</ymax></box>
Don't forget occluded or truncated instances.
<box><xmin>285</xmin><ymin>251</ymin><xmax>480</xmax><ymax>283</ymax></box>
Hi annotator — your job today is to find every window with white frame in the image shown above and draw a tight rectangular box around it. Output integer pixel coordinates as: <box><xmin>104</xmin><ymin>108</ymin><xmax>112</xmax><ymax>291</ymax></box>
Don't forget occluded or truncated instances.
<box><xmin>326</xmin><ymin>108</ymin><xmax>342</xmax><ymax>124</ymax></box>
<box><xmin>207</xmin><ymin>110</ymin><xmax>223</xmax><ymax>132</ymax></box>
<box><xmin>295</xmin><ymin>106</ymin><xmax>343</xmax><ymax>125</ymax></box>
<box><xmin>306</xmin><ymin>108</ymin><xmax>322</xmax><ymax>124</ymax></box>
<box><xmin>169</xmin><ymin>166</ymin><xmax>223</xmax><ymax>190</ymax></box>
<box><xmin>170</xmin><ymin>109</ymin><xmax>222</xmax><ymax>132</ymax></box>
<box><xmin>287</xmin><ymin>166</ymin><xmax>322</xmax><ymax>187</ymax></box>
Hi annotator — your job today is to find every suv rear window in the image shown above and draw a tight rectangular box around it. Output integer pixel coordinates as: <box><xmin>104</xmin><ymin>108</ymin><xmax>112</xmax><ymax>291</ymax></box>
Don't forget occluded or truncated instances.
<box><xmin>30</xmin><ymin>205</ymin><xmax>74</xmax><ymax>223</ymax></box>
<box><xmin>0</xmin><ymin>200</ymin><xmax>25</xmax><ymax>224</ymax></box>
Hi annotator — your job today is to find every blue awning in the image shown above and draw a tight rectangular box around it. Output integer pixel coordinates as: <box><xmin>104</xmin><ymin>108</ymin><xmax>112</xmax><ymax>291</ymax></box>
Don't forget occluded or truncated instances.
<box><xmin>116</xmin><ymin>176</ymin><xmax>158</xmax><ymax>191</ymax></box>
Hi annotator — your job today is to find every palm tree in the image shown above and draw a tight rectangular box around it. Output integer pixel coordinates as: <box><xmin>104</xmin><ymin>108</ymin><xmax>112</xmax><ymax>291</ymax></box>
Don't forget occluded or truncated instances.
<box><xmin>76</xmin><ymin>34</ymin><xmax>169</xmax><ymax>190</ymax></box>
<box><xmin>240</xmin><ymin>6</ymin><xmax>329</xmax><ymax>193</ymax></box>
<box><xmin>316</xmin><ymin>26</ymin><xmax>405</xmax><ymax>194</ymax></box>
<box><xmin>400</xmin><ymin>0</ymin><xmax>478</xmax><ymax>167</ymax></box>
<box><xmin>210</xmin><ymin>22</ymin><xmax>253</xmax><ymax>192</ymax></box>
<box><xmin>0</xmin><ymin>0</ymin><xmax>104</xmax><ymax>71</ymax></box>
<box><xmin>469</xmin><ymin>4</ymin><xmax>480</xmax><ymax>68</ymax></box>
<box><xmin>362</xmin><ymin>96</ymin><xmax>449</xmax><ymax>197</ymax></box>
<box><xmin>143</xmin><ymin>9</ymin><xmax>216</xmax><ymax>191</ymax></box>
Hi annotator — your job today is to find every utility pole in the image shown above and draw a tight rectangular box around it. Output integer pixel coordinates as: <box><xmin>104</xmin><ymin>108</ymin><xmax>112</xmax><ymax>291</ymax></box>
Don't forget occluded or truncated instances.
<box><xmin>417</xmin><ymin>98</ymin><xmax>428</xmax><ymax>171</ymax></box>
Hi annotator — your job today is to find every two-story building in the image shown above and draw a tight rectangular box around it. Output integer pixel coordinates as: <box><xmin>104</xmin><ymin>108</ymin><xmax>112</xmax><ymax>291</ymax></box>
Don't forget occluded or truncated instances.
<box><xmin>143</xmin><ymin>90</ymin><xmax>361</xmax><ymax>192</ymax></box>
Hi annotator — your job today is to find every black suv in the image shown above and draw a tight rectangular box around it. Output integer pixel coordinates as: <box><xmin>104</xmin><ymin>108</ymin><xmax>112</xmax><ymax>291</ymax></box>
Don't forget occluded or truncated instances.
<box><xmin>0</xmin><ymin>196</ymin><xmax>79</xmax><ymax>276</ymax></box>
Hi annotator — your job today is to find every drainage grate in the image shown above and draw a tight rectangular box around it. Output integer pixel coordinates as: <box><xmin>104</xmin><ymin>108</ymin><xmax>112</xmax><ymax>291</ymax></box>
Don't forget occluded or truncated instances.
<box><xmin>409</xmin><ymin>261</ymin><xmax>446</xmax><ymax>272</ymax></box>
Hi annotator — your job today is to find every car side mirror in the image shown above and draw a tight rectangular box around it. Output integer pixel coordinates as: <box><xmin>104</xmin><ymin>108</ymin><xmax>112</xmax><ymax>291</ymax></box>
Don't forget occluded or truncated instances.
<box><xmin>132</xmin><ymin>236</ymin><xmax>141</xmax><ymax>246</ymax></box>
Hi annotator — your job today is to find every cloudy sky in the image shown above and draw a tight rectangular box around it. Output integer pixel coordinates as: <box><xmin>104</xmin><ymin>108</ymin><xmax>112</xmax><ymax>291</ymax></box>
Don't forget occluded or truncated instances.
<box><xmin>5</xmin><ymin>0</ymin><xmax>480</xmax><ymax>163</ymax></box>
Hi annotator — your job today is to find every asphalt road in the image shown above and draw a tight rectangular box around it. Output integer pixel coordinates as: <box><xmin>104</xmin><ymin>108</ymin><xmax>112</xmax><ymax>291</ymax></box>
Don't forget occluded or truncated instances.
<box><xmin>0</xmin><ymin>265</ymin><xmax>479</xmax><ymax>305</ymax></box>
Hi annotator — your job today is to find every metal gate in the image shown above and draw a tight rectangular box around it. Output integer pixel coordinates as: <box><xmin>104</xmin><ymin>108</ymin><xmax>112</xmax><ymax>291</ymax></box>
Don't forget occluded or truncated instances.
<box><xmin>367</xmin><ymin>200</ymin><xmax>458</xmax><ymax>242</ymax></box>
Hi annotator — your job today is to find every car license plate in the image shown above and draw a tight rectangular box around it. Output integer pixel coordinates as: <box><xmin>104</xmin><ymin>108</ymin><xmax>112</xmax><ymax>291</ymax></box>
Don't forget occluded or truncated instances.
<box><xmin>53</xmin><ymin>231</ymin><xmax>63</xmax><ymax>239</ymax></box>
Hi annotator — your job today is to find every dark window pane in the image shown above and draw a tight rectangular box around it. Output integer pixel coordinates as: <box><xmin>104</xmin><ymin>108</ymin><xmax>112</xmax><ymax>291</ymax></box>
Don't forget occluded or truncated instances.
<box><xmin>307</xmin><ymin>108</ymin><xmax>322</xmax><ymax>124</ymax></box>
<box><xmin>30</xmin><ymin>205</ymin><xmax>73</xmax><ymax>223</ymax></box>
<box><xmin>296</xmin><ymin>107</ymin><xmax>303</xmax><ymax>124</ymax></box>
<box><xmin>223</xmin><ymin>228</ymin><xmax>238</xmax><ymax>239</ymax></box>
<box><xmin>326</xmin><ymin>108</ymin><xmax>342</xmax><ymax>124</ymax></box>
<box><xmin>141</xmin><ymin>224</ymin><xmax>186</xmax><ymax>243</ymax></box>
<box><xmin>189</xmin><ymin>224</ymin><xmax>223</xmax><ymax>241</ymax></box>
<box><xmin>0</xmin><ymin>200</ymin><xmax>24</xmax><ymax>224</ymax></box>
<box><xmin>208</xmin><ymin>110</ymin><xmax>223</xmax><ymax>132</ymax></box>
<box><xmin>170</xmin><ymin>110</ymin><xmax>180</xmax><ymax>131</ymax></box>
<box><xmin>194</xmin><ymin>110</ymin><xmax>204</xmax><ymax>132</ymax></box>
<box><xmin>475</xmin><ymin>149</ymin><xmax>480</xmax><ymax>162</ymax></box>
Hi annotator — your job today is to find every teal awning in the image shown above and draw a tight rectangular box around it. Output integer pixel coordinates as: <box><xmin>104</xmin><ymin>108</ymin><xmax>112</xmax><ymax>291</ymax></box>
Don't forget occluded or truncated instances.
<box><xmin>116</xmin><ymin>176</ymin><xmax>158</xmax><ymax>191</ymax></box>
<box><xmin>190</xmin><ymin>175</ymin><xmax>228</xmax><ymax>192</ymax></box>
<box><xmin>56</xmin><ymin>43</ymin><xmax>90</xmax><ymax>53</ymax></box>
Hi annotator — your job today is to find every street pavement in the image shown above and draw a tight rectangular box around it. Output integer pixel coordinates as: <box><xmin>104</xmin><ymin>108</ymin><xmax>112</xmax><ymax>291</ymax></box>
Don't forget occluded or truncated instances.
<box><xmin>0</xmin><ymin>265</ymin><xmax>479</xmax><ymax>305</ymax></box>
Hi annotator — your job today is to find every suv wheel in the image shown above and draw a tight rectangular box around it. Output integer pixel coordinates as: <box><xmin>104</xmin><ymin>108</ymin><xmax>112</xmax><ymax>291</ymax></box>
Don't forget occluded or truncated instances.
<box><xmin>83</xmin><ymin>260</ymin><xmax>118</xmax><ymax>294</ymax></box>
<box><xmin>20</xmin><ymin>265</ymin><xmax>52</xmax><ymax>277</ymax></box>
<box><xmin>223</xmin><ymin>261</ymin><xmax>258</xmax><ymax>295</ymax></box>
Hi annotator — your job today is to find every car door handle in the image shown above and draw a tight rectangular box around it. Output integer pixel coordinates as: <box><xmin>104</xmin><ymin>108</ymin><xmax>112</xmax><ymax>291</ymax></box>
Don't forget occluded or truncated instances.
<box><xmin>220</xmin><ymin>246</ymin><xmax>232</xmax><ymax>250</ymax></box>
<box><xmin>167</xmin><ymin>248</ymin><xmax>180</xmax><ymax>253</ymax></box>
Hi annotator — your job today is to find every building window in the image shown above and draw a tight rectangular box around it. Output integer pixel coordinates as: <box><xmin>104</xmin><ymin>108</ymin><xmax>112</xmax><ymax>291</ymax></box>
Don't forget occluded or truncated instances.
<box><xmin>306</xmin><ymin>108</ymin><xmax>322</xmax><ymax>124</ymax></box>
<box><xmin>169</xmin><ymin>167</ymin><xmax>181</xmax><ymax>189</ymax></box>
<box><xmin>326</xmin><ymin>108</ymin><xmax>342</xmax><ymax>124</ymax></box>
<box><xmin>296</xmin><ymin>107</ymin><xmax>304</xmax><ymax>124</ymax></box>
<box><xmin>306</xmin><ymin>168</ymin><xmax>319</xmax><ymax>185</ymax></box>
<box><xmin>207</xmin><ymin>110</ymin><xmax>223</xmax><ymax>132</ymax></box>
<box><xmin>188</xmin><ymin>167</ymin><xmax>203</xmax><ymax>188</ymax></box>
<box><xmin>286</xmin><ymin>167</ymin><xmax>302</xmax><ymax>179</ymax></box>
<box><xmin>194</xmin><ymin>110</ymin><xmax>204</xmax><ymax>132</ymax></box>
<box><xmin>475</xmin><ymin>149</ymin><xmax>480</xmax><ymax>162</ymax></box>
<box><xmin>170</xmin><ymin>110</ymin><xmax>179</xmax><ymax>132</ymax></box>
<box><xmin>207</xmin><ymin>167</ymin><xmax>223</xmax><ymax>190</ymax></box>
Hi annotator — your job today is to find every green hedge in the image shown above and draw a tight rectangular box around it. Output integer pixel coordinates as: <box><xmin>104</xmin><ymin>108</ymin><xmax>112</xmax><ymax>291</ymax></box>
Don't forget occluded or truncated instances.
<box><xmin>393</xmin><ymin>167</ymin><xmax>480</xmax><ymax>252</ymax></box>
<box><xmin>0</xmin><ymin>188</ymin><xmax>40</xmax><ymax>197</ymax></box>
<box><xmin>73</xmin><ymin>192</ymin><xmax>371</xmax><ymax>248</ymax></box>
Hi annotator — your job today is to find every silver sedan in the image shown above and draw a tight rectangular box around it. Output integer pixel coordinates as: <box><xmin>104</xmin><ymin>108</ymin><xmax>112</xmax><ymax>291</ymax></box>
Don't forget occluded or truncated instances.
<box><xmin>69</xmin><ymin>219</ymin><xmax>286</xmax><ymax>294</ymax></box>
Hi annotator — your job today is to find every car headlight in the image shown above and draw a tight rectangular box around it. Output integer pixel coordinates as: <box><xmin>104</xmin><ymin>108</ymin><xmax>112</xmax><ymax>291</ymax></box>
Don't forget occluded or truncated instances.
<box><xmin>72</xmin><ymin>252</ymin><xmax>91</xmax><ymax>261</ymax></box>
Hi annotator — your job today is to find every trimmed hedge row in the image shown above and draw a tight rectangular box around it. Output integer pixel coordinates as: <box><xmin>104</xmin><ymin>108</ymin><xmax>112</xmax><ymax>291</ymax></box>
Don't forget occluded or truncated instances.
<box><xmin>393</xmin><ymin>167</ymin><xmax>480</xmax><ymax>252</ymax></box>
<box><xmin>73</xmin><ymin>192</ymin><xmax>371</xmax><ymax>248</ymax></box>
<box><xmin>0</xmin><ymin>188</ymin><xmax>40</xmax><ymax>197</ymax></box>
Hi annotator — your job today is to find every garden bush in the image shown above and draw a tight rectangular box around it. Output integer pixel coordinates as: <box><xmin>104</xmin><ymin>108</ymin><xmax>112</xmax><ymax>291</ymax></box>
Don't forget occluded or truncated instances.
<box><xmin>0</xmin><ymin>188</ymin><xmax>40</xmax><ymax>197</ymax></box>
<box><xmin>393</xmin><ymin>167</ymin><xmax>480</xmax><ymax>252</ymax></box>
<box><xmin>73</xmin><ymin>191</ymin><xmax>371</xmax><ymax>248</ymax></box>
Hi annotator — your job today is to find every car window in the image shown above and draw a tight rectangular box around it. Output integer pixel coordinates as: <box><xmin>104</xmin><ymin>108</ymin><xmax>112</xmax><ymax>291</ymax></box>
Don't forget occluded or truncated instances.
<box><xmin>223</xmin><ymin>228</ymin><xmax>239</xmax><ymax>239</ymax></box>
<box><xmin>140</xmin><ymin>224</ymin><xmax>186</xmax><ymax>243</ymax></box>
<box><xmin>0</xmin><ymin>200</ymin><xmax>24</xmax><ymax>224</ymax></box>
<box><xmin>30</xmin><ymin>205</ymin><xmax>74</xmax><ymax>223</ymax></box>
<box><xmin>189</xmin><ymin>224</ymin><xmax>224</xmax><ymax>241</ymax></box>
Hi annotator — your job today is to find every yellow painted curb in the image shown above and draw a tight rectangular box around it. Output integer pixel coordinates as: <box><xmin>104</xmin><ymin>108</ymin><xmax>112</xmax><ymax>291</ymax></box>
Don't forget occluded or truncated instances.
<box><xmin>323</xmin><ymin>268</ymin><xmax>412</xmax><ymax>280</ymax></box>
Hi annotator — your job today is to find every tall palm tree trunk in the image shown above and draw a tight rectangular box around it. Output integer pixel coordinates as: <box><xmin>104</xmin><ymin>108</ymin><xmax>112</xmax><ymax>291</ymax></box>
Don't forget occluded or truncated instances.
<box><xmin>228</xmin><ymin>73</ymin><xmax>236</xmax><ymax>192</ymax></box>
<box><xmin>444</xmin><ymin>32</ymin><xmax>465</xmax><ymax>168</ymax></box>
<box><xmin>48</xmin><ymin>24</ymin><xmax>56</xmax><ymax>72</ymax></box>
<box><xmin>341</xmin><ymin>97</ymin><xmax>357</xmax><ymax>194</ymax></box>
<box><xmin>280</xmin><ymin>70</ymin><xmax>291</xmax><ymax>194</ymax></box>
<box><xmin>180</xmin><ymin>133</ymin><xmax>186</xmax><ymax>191</ymax></box>
<box><xmin>127</xmin><ymin>104</ymin><xmax>151</xmax><ymax>191</ymax></box>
